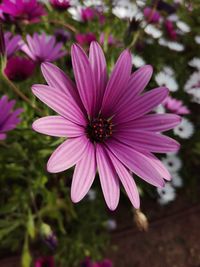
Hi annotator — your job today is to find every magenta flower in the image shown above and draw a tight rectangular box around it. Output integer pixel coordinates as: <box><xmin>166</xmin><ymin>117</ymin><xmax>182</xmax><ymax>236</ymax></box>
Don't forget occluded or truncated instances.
<box><xmin>32</xmin><ymin>42</ymin><xmax>180</xmax><ymax>210</ymax></box>
<box><xmin>21</xmin><ymin>33</ymin><xmax>66</xmax><ymax>63</ymax></box>
<box><xmin>165</xmin><ymin>20</ymin><xmax>177</xmax><ymax>40</ymax></box>
<box><xmin>81</xmin><ymin>7</ymin><xmax>96</xmax><ymax>22</ymax></box>
<box><xmin>163</xmin><ymin>96</ymin><xmax>190</xmax><ymax>115</ymax></box>
<box><xmin>50</xmin><ymin>0</ymin><xmax>70</xmax><ymax>11</ymax></box>
<box><xmin>81</xmin><ymin>258</ymin><xmax>112</xmax><ymax>267</ymax></box>
<box><xmin>4</xmin><ymin>56</ymin><xmax>35</xmax><ymax>81</ymax></box>
<box><xmin>143</xmin><ymin>7</ymin><xmax>161</xmax><ymax>23</ymax></box>
<box><xmin>0</xmin><ymin>95</ymin><xmax>23</xmax><ymax>140</ymax></box>
<box><xmin>4</xmin><ymin>32</ymin><xmax>22</xmax><ymax>58</ymax></box>
<box><xmin>0</xmin><ymin>0</ymin><xmax>46</xmax><ymax>23</ymax></box>
<box><xmin>35</xmin><ymin>256</ymin><xmax>54</xmax><ymax>267</ymax></box>
<box><xmin>75</xmin><ymin>33</ymin><xmax>96</xmax><ymax>46</ymax></box>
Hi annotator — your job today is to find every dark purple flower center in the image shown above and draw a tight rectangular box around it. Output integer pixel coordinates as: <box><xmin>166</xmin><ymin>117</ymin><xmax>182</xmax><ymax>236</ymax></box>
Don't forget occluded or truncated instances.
<box><xmin>87</xmin><ymin>117</ymin><xmax>113</xmax><ymax>143</ymax></box>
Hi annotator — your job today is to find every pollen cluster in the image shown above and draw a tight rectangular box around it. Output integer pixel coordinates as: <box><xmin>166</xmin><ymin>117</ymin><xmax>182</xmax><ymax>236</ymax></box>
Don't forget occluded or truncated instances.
<box><xmin>87</xmin><ymin>117</ymin><xmax>113</xmax><ymax>143</ymax></box>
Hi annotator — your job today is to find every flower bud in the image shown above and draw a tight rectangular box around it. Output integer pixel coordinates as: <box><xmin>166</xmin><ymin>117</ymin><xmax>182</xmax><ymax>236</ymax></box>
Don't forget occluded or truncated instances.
<box><xmin>133</xmin><ymin>209</ymin><xmax>149</xmax><ymax>232</ymax></box>
<box><xmin>40</xmin><ymin>223</ymin><xmax>58</xmax><ymax>250</ymax></box>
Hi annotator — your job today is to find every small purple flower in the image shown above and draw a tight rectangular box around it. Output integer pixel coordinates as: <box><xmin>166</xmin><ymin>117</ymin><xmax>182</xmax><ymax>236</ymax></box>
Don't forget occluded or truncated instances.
<box><xmin>75</xmin><ymin>33</ymin><xmax>96</xmax><ymax>46</ymax></box>
<box><xmin>50</xmin><ymin>0</ymin><xmax>70</xmax><ymax>11</ymax></box>
<box><xmin>163</xmin><ymin>96</ymin><xmax>190</xmax><ymax>115</ymax></box>
<box><xmin>35</xmin><ymin>256</ymin><xmax>54</xmax><ymax>267</ymax></box>
<box><xmin>4</xmin><ymin>32</ymin><xmax>22</xmax><ymax>58</ymax></box>
<box><xmin>165</xmin><ymin>20</ymin><xmax>177</xmax><ymax>40</ymax></box>
<box><xmin>143</xmin><ymin>7</ymin><xmax>161</xmax><ymax>23</ymax></box>
<box><xmin>81</xmin><ymin>7</ymin><xmax>96</xmax><ymax>22</ymax></box>
<box><xmin>98</xmin><ymin>259</ymin><xmax>113</xmax><ymax>267</ymax></box>
<box><xmin>32</xmin><ymin>42</ymin><xmax>180</xmax><ymax>210</ymax></box>
<box><xmin>54</xmin><ymin>29</ymin><xmax>71</xmax><ymax>44</ymax></box>
<box><xmin>99</xmin><ymin>33</ymin><xmax>117</xmax><ymax>46</ymax></box>
<box><xmin>4</xmin><ymin>56</ymin><xmax>35</xmax><ymax>81</ymax></box>
<box><xmin>21</xmin><ymin>33</ymin><xmax>66</xmax><ymax>63</ymax></box>
<box><xmin>0</xmin><ymin>0</ymin><xmax>46</xmax><ymax>23</ymax></box>
<box><xmin>0</xmin><ymin>95</ymin><xmax>23</xmax><ymax>140</ymax></box>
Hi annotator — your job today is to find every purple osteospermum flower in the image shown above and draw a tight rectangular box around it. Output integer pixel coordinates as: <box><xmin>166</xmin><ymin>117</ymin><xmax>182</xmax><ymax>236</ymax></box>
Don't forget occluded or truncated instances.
<box><xmin>4</xmin><ymin>56</ymin><xmax>35</xmax><ymax>81</ymax></box>
<box><xmin>0</xmin><ymin>0</ymin><xmax>46</xmax><ymax>23</ymax></box>
<box><xmin>4</xmin><ymin>32</ymin><xmax>22</xmax><ymax>58</ymax></box>
<box><xmin>143</xmin><ymin>7</ymin><xmax>161</xmax><ymax>23</ymax></box>
<box><xmin>163</xmin><ymin>96</ymin><xmax>190</xmax><ymax>115</ymax></box>
<box><xmin>0</xmin><ymin>95</ymin><xmax>23</xmax><ymax>140</ymax></box>
<box><xmin>50</xmin><ymin>0</ymin><xmax>70</xmax><ymax>11</ymax></box>
<box><xmin>32</xmin><ymin>42</ymin><xmax>180</xmax><ymax>210</ymax></box>
<box><xmin>21</xmin><ymin>33</ymin><xmax>66</xmax><ymax>63</ymax></box>
<box><xmin>35</xmin><ymin>256</ymin><xmax>54</xmax><ymax>267</ymax></box>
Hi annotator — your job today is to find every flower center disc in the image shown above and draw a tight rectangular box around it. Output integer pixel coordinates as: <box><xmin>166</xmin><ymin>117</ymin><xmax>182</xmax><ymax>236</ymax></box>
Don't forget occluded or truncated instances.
<box><xmin>87</xmin><ymin>117</ymin><xmax>113</xmax><ymax>143</ymax></box>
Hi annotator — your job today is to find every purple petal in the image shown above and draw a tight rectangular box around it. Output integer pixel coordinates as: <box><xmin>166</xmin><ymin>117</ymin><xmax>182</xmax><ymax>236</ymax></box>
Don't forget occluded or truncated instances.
<box><xmin>71</xmin><ymin>44</ymin><xmax>96</xmax><ymax>116</ymax></box>
<box><xmin>101</xmin><ymin>49</ymin><xmax>132</xmax><ymax>117</ymax></box>
<box><xmin>47</xmin><ymin>136</ymin><xmax>89</xmax><ymax>173</ymax></box>
<box><xmin>106</xmin><ymin>139</ymin><xmax>165</xmax><ymax>188</ymax></box>
<box><xmin>114</xmin><ymin>87</ymin><xmax>169</xmax><ymax>124</ymax></box>
<box><xmin>41</xmin><ymin>63</ymin><xmax>84</xmax><ymax>111</ymax></box>
<box><xmin>32</xmin><ymin>116</ymin><xmax>85</xmax><ymax>137</ymax></box>
<box><xmin>117</xmin><ymin>113</ymin><xmax>181</xmax><ymax>132</ymax></box>
<box><xmin>89</xmin><ymin>41</ymin><xmax>107</xmax><ymax>113</ymax></box>
<box><xmin>0</xmin><ymin>133</ymin><xmax>6</xmax><ymax>140</ymax></box>
<box><xmin>114</xmin><ymin>131</ymin><xmax>180</xmax><ymax>153</ymax></box>
<box><xmin>71</xmin><ymin>142</ymin><xmax>96</xmax><ymax>202</ymax></box>
<box><xmin>96</xmin><ymin>144</ymin><xmax>120</xmax><ymax>210</ymax></box>
<box><xmin>113</xmin><ymin>65</ymin><xmax>153</xmax><ymax>113</ymax></box>
<box><xmin>107</xmin><ymin>149</ymin><xmax>140</xmax><ymax>208</ymax></box>
<box><xmin>32</xmin><ymin>84</ymin><xmax>86</xmax><ymax>126</ymax></box>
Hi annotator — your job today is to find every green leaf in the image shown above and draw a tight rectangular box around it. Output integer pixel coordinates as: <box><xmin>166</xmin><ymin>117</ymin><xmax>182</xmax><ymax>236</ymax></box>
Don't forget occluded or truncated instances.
<box><xmin>27</xmin><ymin>210</ymin><xmax>35</xmax><ymax>239</ymax></box>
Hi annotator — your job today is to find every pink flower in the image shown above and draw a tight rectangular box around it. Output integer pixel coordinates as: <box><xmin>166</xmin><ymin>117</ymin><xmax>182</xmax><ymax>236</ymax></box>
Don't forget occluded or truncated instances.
<box><xmin>81</xmin><ymin>7</ymin><xmax>96</xmax><ymax>22</ymax></box>
<box><xmin>32</xmin><ymin>42</ymin><xmax>180</xmax><ymax>210</ymax></box>
<box><xmin>4</xmin><ymin>56</ymin><xmax>35</xmax><ymax>81</ymax></box>
<box><xmin>163</xmin><ymin>96</ymin><xmax>190</xmax><ymax>115</ymax></box>
<box><xmin>75</xmin><ymin>33</ymin><xmax>96</xmax><ymax>46</ymax></box>
<box><xmin>143</xmin><ymin>7</ymin><xmax>161</xmax><ymax>23</ymax></box>
<box><xmin>0</xmin><ymin>95</ymin><xmax>23</xmax><ymax>140</ymax></box>
<box><xmin>50</xmin><ymin>0</ymin><xmax>70</xmax><ymax>11</ymax></box>
<box><xmin>81</xmin><ymin>258</ymin><xmax>112</xmax><ymax>267</ymax></box>
<box><xmin>35</xmin><ymin>256</ymin><xmax>54</xmax><ymax>267</ymax></box>
<box><xmin>99</xmin><ymin>33</ymin><xmax>117</xmax><ymax>46</ymax></box>
<box><xmin>21</xmin><ymin>33</ymin><xmax>66</xmax><ymax>63</ymax></box>
<box><xmin>4</xmin><ymin>31</ymin><xmax>22</xmax><ymax>58</ymax></box>
<box><xmin>165</xmin><ymin>20</ymin><xmax>177</xmax><ymax>40</ymax></box>
<box><xmin>0</xmin><ymin>0</ymin><xmax>46</xmax><ymax>23</ymax></box>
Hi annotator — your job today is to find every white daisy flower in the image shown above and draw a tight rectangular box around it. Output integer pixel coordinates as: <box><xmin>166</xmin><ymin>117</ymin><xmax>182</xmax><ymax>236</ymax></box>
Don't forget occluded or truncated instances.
<box><xmin>188</xmin><ymin>58</ymin><xmax>200</xmax><ymax>70</ymax></box>
<box><xmin>157</xmin><ymin>183</ymin><xmax>176</xmax><ymax>205</ymax></box>
<box><xmin>184</xmin><ymin>71</ymin><xmax>200</xmax><ymax>93</ymax></box>
<box><xmin>167</xmin><ymin>14</ymin><xmax>179</xmax><ymax>22</ymax></box>
<box><xmin>171</xmin><ymin>172</ymin><xmax>183</xmax><ymax>188</ymax></box>
<box><xmin>155</xmin><ymin>72</ymin><xmax>178</xmax><ymax>92</ymax></box>
<box><xmin>162</xmin><ymin>66</ymin><xmax>175</xmax><ymax>76</ymax></box>
<box><xmin>87</xmin><ymin>189</ymin><xmax>96</xmax><ymax>201</ymax></box>
<box><xmin>112</xmin><ymin>0</ymin><xmax>142</xmax><ymax>20</ymax></box>
<box><xmin>68</xmin><ymin>6</ymin><xmax>83</xmax><ymax>21</ymax></box>
<box><xmin>162</xmin><ymin>154</ymin><xmax>182</xmax><ymax>173</ymax></box>
<box><xmin>105</xmin><ymin>219</ymin><xmax>117</xmax><ymax>231</ymax></box>
<box><xmin>176</xmin><ymin>21</ymin><xmax>191</xmax><ymax>33</ymax></box>
<box><xmin>144</xmin><ymin>24</ymin><xmax>162</xmax><ymax>39</ymax></box>
<box><xmin>191</xmin><ymin>91</ymin><xmax>200</xmax><ymax>104</ymax></box>
<box><xmin>154</xmin><ymin>104</ymin><xmax>166</xmax><ymax>114</ymax></box>
<box><xmin>158</xmin><ymin>38</ymin><xmax>168</xmax><ymax>47</ymax></box>
<box><xmin>132</xmin><ymin>54</ymin><xmax>146</xmax><ymax>68</ymax></box>
<box><xmin>167</xmin><ymin>41</ymin><xmax>185</xmax><ymax>52</ymax></box>
<box><xmin>173</xmin><ymin>118</ymin><xmax>194</xmax><ymax>139</ymax></box>
<box><xmin>195</xmin><ymin>35</ymin><xmax>200</xmax><ymax>45</ymax></box>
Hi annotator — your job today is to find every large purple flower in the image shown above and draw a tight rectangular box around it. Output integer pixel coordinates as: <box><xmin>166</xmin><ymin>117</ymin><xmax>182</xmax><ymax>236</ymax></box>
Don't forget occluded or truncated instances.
<box><xmin>21</xmin><ymin>33</ymin><xmax>66</xmax><ymax>63</ymax></box>
<box><xmin>0</xmin><ymin>0</ymin><xmax>46</xmax><ymax>23</ymax></box>
<box><xmin>0</xmin><ymin>95</ymin><xmax>23</xmax><ymax>140</ymax></box>
<box><xmin>32</xmin><ymin>42</ymin><xmax>180</xmax><ymax>210</ymax></box>
<box><xmin>4</xmin><ymin>32</ymin><xmax>22</xmax><ymax>58</ymax></box>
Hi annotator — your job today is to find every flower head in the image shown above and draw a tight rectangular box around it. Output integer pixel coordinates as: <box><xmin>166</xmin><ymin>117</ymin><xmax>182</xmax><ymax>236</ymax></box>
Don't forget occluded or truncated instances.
<box><xmin>143</xmin><ymin>7</ymin><xmax>161</xmax><ymax>23</ymax></box>
<box><xmin>157</xmin><ymin>182</ymin><xmax>176</xmax><ymax>205</ymax></box>
<box><xmin>35</xmin><ymin>256</ymin><xmax>54</xmax><ymax>267</ymax></box>
<box><xmin>4</xmin><ymin>32</ymin><xmax>22</xmax><ymax>58</ymax></box>
<box><xmin>21</xmin><ymin>33</ymin><xmax>66</xmax><ymax>63</ymax></box>
<box><xmin>173</xmin><ymin>117</ymin><xmax>194</xmax><ymax>139</ymax></box>
<box><xmin>32</xmin><ymin>42</ymin><xmax>180</xmax><ymax>210</ymax></box>
<box><xmin>163</xmin><ymin>96</ymin><xmax>190</xmax><ymax>115</ymax></box>
<box><xmin>50</xmin><ymin>0</ymin><xmax>70</xmax><ymax>11</ymax></box>
<box><xmin>0</xmin><ymin>0</ymin><xmax>46</xmax><ymax>23</ymax></box>
<box><xmin>4</xmin><ymin>56</ymin><xmax>35</xmax><ymax>81</ymax></box>
<box><xmin>75</xmin><ymin>33</ymin><xmax>96</xmax><ymax>46</ymax></box>
<box><xmin>0</xmin><ymin>95</ymin><xmax>23</xmax><ymax>140</ymax></box>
